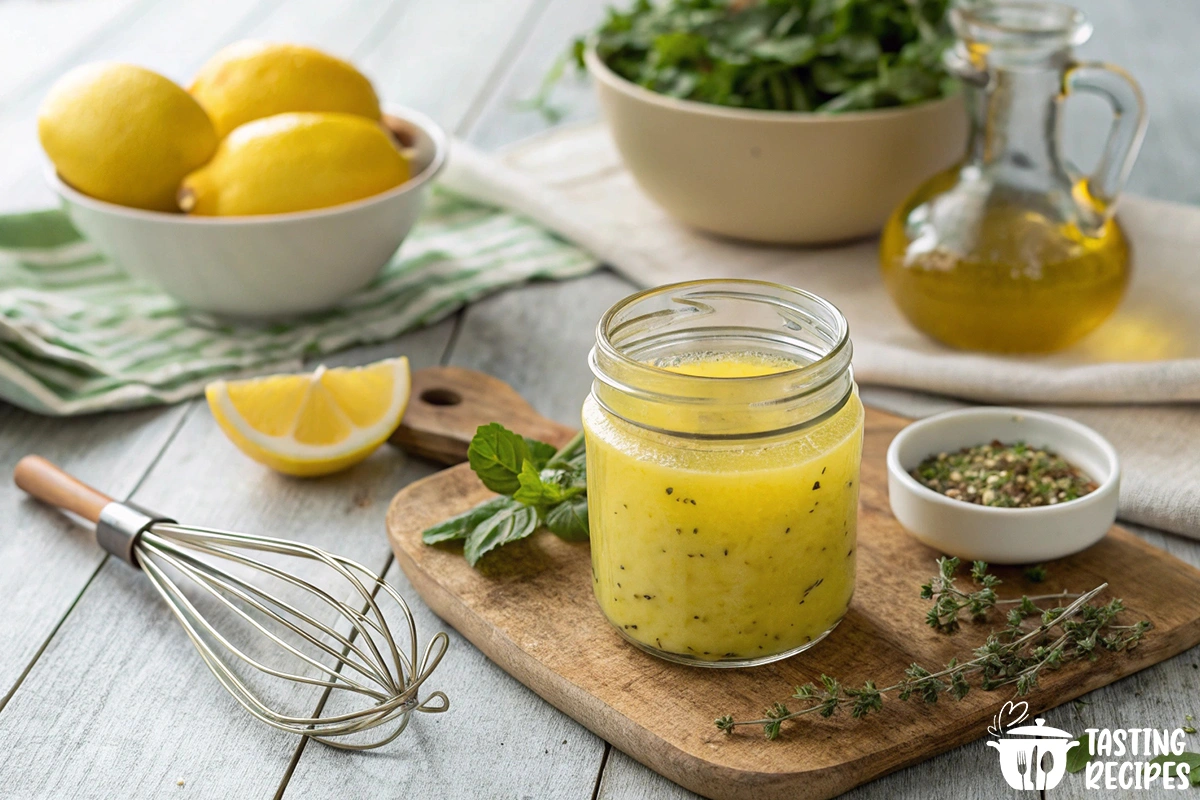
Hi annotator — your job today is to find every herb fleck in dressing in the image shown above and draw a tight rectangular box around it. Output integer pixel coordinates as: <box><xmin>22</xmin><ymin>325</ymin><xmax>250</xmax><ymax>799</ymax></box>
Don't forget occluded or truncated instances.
<box><xmin>912</xmin><ymin>441</ymin><xmax>1098</xmax><ymax>508</ymax></box>
<box><xmin>582</xmin><ymin>353</ymin><xmax>863</xmax><ymax>662</ymax></box>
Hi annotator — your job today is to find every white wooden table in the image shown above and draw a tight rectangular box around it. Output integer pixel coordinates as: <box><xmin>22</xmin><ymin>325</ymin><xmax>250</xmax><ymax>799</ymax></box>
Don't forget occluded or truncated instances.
<box><xmin>0</xmin><ymin>1</ymin><xmax>1197</xmax><ymax>798</ymax></box>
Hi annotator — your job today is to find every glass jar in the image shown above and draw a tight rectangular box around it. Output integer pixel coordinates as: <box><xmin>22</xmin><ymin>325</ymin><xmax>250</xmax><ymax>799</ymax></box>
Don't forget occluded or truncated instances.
<box><xmin>582</xmin><ymin>280</ymin><xmax>863</xmax><ymax>668</ymax></box>
<box><xmin>880</xmin><ymin>1</ymin><xmax>1147</xmax><ymax>353</ymax></box>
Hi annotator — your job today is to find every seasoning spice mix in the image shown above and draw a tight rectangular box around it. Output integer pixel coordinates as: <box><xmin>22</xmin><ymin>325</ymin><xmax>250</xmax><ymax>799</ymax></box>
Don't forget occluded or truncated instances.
<box><xmin>911</xmin><ymin>441</ymin><xmax>1098</xmax><ymax>508</ymax></box>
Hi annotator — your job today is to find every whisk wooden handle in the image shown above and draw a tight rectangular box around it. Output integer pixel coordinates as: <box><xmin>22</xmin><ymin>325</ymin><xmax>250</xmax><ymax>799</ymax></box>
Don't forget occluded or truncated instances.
<box><xmin>14</xmin><ymin>455</ymin><xmax>114</xmax><ymax>523</ymax></box>
<box><xmin>390</xmin><ymin>366</ymin><xmax>577</xmax><ymax>465</ymax></box>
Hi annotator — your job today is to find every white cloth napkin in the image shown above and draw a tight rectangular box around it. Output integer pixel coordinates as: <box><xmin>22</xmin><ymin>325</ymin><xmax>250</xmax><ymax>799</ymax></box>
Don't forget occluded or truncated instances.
<box><xmin>443</xmin><ymin>124</ymin><xmax>1200</xmax><ymax>541</ymax></box>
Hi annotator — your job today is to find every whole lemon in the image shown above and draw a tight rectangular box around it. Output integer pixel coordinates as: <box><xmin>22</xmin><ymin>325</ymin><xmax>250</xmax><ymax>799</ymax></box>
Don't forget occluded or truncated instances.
<box><xmin>38</xmin><ymin>63</ymin><xmax>218</xmax><ymax>212</ymax></box>
<box><xmin>191</xmin><ymin>41</ymin><xmax>381</xmax><ymax>139</ymax></box>
<box><xmin>179</xmin><ymin>112</ymin><xmax>409</xmax><ymax>216</ymax></box>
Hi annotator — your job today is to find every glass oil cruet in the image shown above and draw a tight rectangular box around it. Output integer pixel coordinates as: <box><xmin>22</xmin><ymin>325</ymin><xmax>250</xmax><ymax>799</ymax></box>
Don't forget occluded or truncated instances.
<box><xmin>880</xmin><ymin>1</ymin><xmax>1147</xmax><ymax>353</ymax></box>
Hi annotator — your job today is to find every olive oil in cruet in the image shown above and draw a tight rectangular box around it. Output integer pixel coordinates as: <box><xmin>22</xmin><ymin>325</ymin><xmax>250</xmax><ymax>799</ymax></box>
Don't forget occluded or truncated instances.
<box><xmin>880</xmin><ymin>1</ymin><xmax>1146</xmax><ymax>354</ymax></box>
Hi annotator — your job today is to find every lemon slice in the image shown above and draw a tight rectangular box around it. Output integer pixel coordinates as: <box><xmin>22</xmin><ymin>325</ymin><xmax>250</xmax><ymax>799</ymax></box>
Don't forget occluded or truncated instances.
<box><xmin>206</xmin><ymin>357</ymin><xmax>410</xmax><ymax>477</ymax></box>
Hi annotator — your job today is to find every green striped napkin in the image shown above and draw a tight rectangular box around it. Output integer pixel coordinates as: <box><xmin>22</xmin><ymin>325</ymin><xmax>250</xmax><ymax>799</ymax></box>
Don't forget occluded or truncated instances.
<box><xmin>0</xmin><ymin>189</ymin><xmax>597</xmax><ymax>415</ymax></box>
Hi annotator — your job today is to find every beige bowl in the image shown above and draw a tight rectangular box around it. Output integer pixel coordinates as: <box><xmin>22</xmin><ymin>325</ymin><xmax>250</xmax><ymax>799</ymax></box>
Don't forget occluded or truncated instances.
<box><xmin>585</xmin><ymin>48</ymin><xmax>968</xmax><ymax>244</ymax></box>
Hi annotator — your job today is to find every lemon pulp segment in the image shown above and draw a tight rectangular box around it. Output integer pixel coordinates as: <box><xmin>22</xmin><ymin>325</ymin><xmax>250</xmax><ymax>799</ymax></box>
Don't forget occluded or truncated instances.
<box><xmin>206</xmin><ymin>357</ymin><xmax>410</xmax><ymax>476</ymax></box>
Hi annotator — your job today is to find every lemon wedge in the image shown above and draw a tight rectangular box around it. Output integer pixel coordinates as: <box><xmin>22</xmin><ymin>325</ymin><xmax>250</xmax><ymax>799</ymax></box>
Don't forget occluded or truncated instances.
<box><xmin>206</xmin><ymin>357</ymin><xmax>410</xmax><ymax>476</ymax></box>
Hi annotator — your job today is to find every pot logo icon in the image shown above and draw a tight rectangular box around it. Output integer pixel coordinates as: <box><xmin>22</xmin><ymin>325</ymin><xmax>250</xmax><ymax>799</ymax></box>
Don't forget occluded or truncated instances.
<box><xmin>988</xmin><ymin>716</ymin><xmax>1079</xmax><ymax>790</ymax></box>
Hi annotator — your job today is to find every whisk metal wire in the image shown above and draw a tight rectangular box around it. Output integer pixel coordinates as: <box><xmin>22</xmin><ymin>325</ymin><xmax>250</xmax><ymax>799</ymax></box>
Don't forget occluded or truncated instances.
<box><xmin>138</xmin><ymin>522</ymin><xmax>450</xmax><ymax>749</ymax></box>
<box><xmin>14</xmin><ymin>456</ymin><xmax>449</xmax><ymax>751</ymax></box>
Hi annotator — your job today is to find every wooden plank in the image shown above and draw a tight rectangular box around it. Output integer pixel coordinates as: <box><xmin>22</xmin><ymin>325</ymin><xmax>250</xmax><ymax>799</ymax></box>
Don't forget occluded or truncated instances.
<box><xmin>285</xmin><ymin>17</ymin><xmax>634</xmax><ymax>800</ymax></box>
<box><xmin>354</xmin><ymin>0</ymin><xmax>552</xmax><ymax>137</ymax></box>
<box><xmin>275</xmin><ymin>10</ymin><xmax>629</xmax><ymax>794</ymax></box>
<box><xmin>0</xmin><ymin>320</ymin><xmax>456</xmax><ymax>799</ymax></box>
<box><xmin>442</xmin><ymin>274</ymin><xmax>630</xmax><ymax>427</ymax></box>
<box><xmin>599</xmin><ymin>749</ymin><xmax>698</xmax><ymax>800</ymax></box>
<box><xmin>1</xmin><ymin>1</ymin><xmax>1196</xmax><ymax>799</ymax></box>
<box><xmin>0</xmin><ymin>0</ymin><xmax>294</xmax><ymax>212</ymax></box>
<box><xmin>0</xmin><ymin>0</ymin><xmax>280</xmax><ymax>212</ymax></box>
<box><xmin>459</xmin><ymin>2</ymin><xmax>1200</xmax><ymax>796</ymax></box>
<box><xmin>463</xmin><ymin>0</ymin><xmax>609</xmax><ymax>152</ymax></box>
<box><xmin>0</xmin><ymin>0</ymin><xmax>152</xmax><ymax>104</ymax></box>
<box><xmin>0</xmin><ymin>404</ymin><xmax>187</xmax><ymax>703</ymax></box>
<box><xmin>0</xmin><ymin>0</ymin><xmax>412</xmax><ymax>708</ymax></box>
<box><xmin>279</xmin><ymin>557</ymin><xmax>605</xmax><ymax>798</ymax></box>
<box><xmin>1039</xmin><ymin>521</ymin><xmax>1200</xmax><ymax>799</ymax></box>
<box><xmin>281</xmin><ymin>226</ymin><xmax>630</xmax><ymax>800</ymax></box>
<box><xmin>386</xmin><ymin>391</ymin><xmax>1200</xmax><ymax>800</ymax></box>
<box><xmin>0</xmin><ymin>1</ymin><xmax>612</xmax><ymax>798</ymax></box>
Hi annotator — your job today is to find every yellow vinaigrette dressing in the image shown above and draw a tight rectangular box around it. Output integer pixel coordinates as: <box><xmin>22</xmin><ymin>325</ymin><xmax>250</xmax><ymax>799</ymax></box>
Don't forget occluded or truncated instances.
<box><xmin>584</xmin><ymin>282</ymin><xmax>862</xmax><ymax>667</ymax></box>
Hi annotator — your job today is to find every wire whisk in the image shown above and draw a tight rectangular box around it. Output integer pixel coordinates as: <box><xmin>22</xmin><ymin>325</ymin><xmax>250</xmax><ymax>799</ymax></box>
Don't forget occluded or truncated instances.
<box><xmin>15</xmin><ymin>455</ymin><xmax>449</xmax><ymax>749</ymax></box>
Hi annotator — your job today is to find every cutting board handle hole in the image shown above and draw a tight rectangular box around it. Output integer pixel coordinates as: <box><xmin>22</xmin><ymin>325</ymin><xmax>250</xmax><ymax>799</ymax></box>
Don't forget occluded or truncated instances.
<box><xmin>420</xmin><ymin>387</ymin><xmax>463</xmax><ymax>407</ymax></box>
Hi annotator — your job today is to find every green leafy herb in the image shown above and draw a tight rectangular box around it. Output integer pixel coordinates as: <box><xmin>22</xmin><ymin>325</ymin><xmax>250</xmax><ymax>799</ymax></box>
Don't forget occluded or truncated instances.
<box><xmin>463</xmin><ymin>501</ymin><xmax>540</xmax><ymax>566</ymax></box>
<box><xmin>424</xmin><ymin>424</ymin><xmax>590</xmax><ymax>567</ymax></box>
<box><xmin>1148</xmin><ymin>752</ymin><xmax>1200</xmax><ymax>787</ymax></box>
<box><xmin>577</xmin><ymin>0</ymin><xmax>954</xmax><ymax>113</ymax></box>
<box><xmin>546</xmin><ymin>495</ymin><xmax>590</xmax><ymax>541</ymax></box>
<box><xmin>1066</xmin><ymin>732</ymin><xmax>1094</xmax><ymax>774</ymax></box>
<box><xmin>524</xmin><ymin>438</ymin><xmax>559</xmax><ymax>469</ymax></box>
<box><xmin>717</xmin><ymin>558</ymin><xmax>1151</xmax><ymax>739</ymax></box>
<box><xmin>1024</xmin><ymin>564</ymin><xmax>1048</xmax><ymax>583</ymax></box>
<box><xmin>422</xmin><ymin>495</ymin><xmax>512</xmax><ymax>544</ymax></box>
<box><xmin>513</xmin><ymin>462</ymin><xmax>585</xmax><ymax>507</ymax></box>
<box><xmin>467</xmin><ymin>422</ymin><xmax>531</xmax><ymax>494</ymax></box>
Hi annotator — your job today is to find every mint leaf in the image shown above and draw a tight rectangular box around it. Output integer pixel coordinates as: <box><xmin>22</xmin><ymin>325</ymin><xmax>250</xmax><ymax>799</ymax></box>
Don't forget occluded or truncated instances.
<box><xmin>563</xmin><ymin>448</ymin><xmax>586</xmax><ymax>480</ymax></box>
<box><xmin>524</xmin><ymin>438</ymin><xmax>557</xmax><ymax>469</ymax></box>
<box><xmin>513</xmin><ymin>462</ymin><xmax>567</xmax><ymax>506</ymax></box>
<box><xmin>463</xmin><ymin>502</ymin><xmax>539</xmax><ymax>566</ymax></box>
<box><xmin>430</xmin><ymin>425</ymin><xmax>589</xmax><ymax>566</ymax></box>
<box><xmin>513</xmin><ymin>463</ymin><xmax>586</xmax><ymax>508</ymax></box>
<box><xmin>545</xmin><ymin>495</ymin><xmax>589</xmax><ymax>541</ymax></box>
<box><xmin>467</xmin><ymin>422</ymin><xmax>530</xmax><ymax>494</ymax></box>
<box><xmin>1066</xmin><ymin>733</ymin><xmax>1094</xmax><ymax>774</ymax></box>
<box><xmin>422</xmin><ymin>496</ymin><xmax>510</xmax><ymax>544</ymax></box>
<box><xmin>1149</xmin><ymin>752</ymin><xmax>1200</xmax><ymax>786</ymax></box>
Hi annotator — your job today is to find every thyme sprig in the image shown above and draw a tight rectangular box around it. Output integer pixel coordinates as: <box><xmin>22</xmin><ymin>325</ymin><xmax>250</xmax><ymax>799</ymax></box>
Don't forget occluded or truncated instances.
<box><xmin>921</xmin><ymin>557</ymin><xmax>1078</xmax><ymax>633</ymax></box>
<box><xmin>716</xmin><ymin>558</ymin><xmax>1151</xmax><ymax>740</ymax></box>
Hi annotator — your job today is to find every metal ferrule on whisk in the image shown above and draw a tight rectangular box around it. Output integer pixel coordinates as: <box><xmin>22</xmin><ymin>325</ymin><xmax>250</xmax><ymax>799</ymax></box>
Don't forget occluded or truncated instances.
<box><xmin>95</xmin><ymin>501</ymin><xmax>174</xmax><ymax>567</ymax></box>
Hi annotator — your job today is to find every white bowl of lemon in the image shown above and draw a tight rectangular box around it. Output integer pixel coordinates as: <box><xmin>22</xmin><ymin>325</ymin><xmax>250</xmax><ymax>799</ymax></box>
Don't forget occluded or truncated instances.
<box><xmin>39</xmin><ymin>43</ymin><xmax>447</xmax><ymax>318</ymax></box>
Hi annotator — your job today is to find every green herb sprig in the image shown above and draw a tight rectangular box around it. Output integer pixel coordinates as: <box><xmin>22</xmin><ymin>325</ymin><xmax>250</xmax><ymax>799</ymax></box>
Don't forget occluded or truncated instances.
<box><xmin>577</xmin><ymin>0</ymin><xmax>955</xmax><ymax>114</ymax></box>
<box><xmin>422</xmin><ymin>423</ymin><xmax>588</xmax><ymax>567</ymax></box>
<box><xmin>1148</xmin><ymin>753</ymin><xmax>1200</xmax><ymax>787</ymax></box>
<box><xmin>716</xmin><ymin>558</ymin><xmax>1151</xmax><ymax>740</ymax></box>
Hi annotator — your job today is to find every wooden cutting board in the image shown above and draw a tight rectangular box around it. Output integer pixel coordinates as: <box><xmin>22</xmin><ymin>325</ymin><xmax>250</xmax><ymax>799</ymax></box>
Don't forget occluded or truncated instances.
<box><xmin>387</xmin><ymin>367</ymin><xmax>1200</xmax><ymax>800</ymax></box>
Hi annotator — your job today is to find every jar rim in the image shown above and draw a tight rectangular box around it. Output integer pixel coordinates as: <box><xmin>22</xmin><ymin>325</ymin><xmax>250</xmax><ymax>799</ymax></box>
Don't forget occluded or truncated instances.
<box><xmin>590</xmin><ymin>279</ymin><xmax>855</xmax><ymax>439</ymax></box>
<box><xmin>595</xmin><ymin>278</ymin><xmax>850</xmax><ymax>384</ymax></box>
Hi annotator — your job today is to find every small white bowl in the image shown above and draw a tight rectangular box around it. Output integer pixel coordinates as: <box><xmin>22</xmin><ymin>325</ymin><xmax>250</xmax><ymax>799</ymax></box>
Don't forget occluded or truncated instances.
<box><xmin>48</xmin><ymin>105</ymin><xmax>447</xmax><ymax>318</ymax></box>
<box><xmin>886</xmin><ymin>407</ymin><xmax>1120</xmax><ymax>564</ymax></box>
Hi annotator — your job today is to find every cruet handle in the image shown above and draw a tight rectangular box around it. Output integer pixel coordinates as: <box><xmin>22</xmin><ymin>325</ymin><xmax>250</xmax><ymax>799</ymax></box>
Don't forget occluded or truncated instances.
<box><xmin>1061</xmin><ymin>61</ymin><xmax>1148</xmax><ymax>215</ymax></box>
